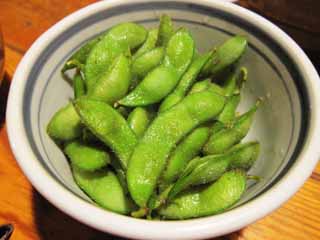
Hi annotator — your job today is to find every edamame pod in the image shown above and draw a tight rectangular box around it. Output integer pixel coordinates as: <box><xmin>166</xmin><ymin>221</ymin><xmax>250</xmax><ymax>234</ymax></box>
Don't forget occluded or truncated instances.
<box><xmin>48</xmin><ymin>55</ymin><xmax>131</xmax><ymax>142</ymax></box>
<box><xmin>168</xmin><ymin>141</ymin><xmax>259</xmax><ymax>199</ymax></box>
<box><xmin>157</xmin><ymin>14</ymin><xmax>174</xmax><ymax>47</ymax></box>
<box><xmin>201</xmin><ymin>36</ymin><xmax>248</xmax><ymax>76</ymax></box>
<box><xmin>127</xmin><ymin>90</ymin><xmax>226</xmax><ymax>207</ymax></box>
<box><xmin>133</xmin><ymin>28</ymin><xmax>158</xmax><ymax>60</ymax></box>
<box><xmin>203</xmin><ymin>102</ymin><xmax>259</xmax><ymax>155</ymax></box>
<box><xmin>217</xmin><ymin>94</ymin><xmax>241</xmax><ymax>124</ymax></box>
<box><xmin>159</xmin><ymin>170</ymin><xmax>246</xmax><ymax>219</ymax></box>
<box><xmin>73</xmin><ymin>71</ymin><xmax>86</xmax><ymax>99</ymax></box>
<box><xmin>62</xmin><ymin>36</ymin><xmax>102</xmax><ymax>72</ymax></box>
<box><xmin>72</xmin><ymin>167</ymin><xmax>135</xmax><ymax>214</ymax></box>
<box><xmin>127</xmin><ymin>107</ymin><xmax>150</xmax><ymax>138</ymax></box>
<box><xmin>85</xmin><ymin>23</ymin><xmax>147</xmax><ymax>90</ymax></box>
<box><xmin>64</xmin><ymin>140</ymin><xmax>110</xmax><ymax>171</ymax></box>
<box><xmin>88</xmin><ymin>54</ymin><xmax>131</xmax><ymax>104</ymax></box>
<box><xmin>131</xmin><ymin>47</ymin><xmax>165</xmax><ymax>83</ymax></box>
<box><xmin>118</xmin><ymin>29</ymin><xmax>194</xmax><ymax>107</ymax></box>
<box><xmin>159</xmin><ymin>52</ymin><xmax>212</xmax><ymax>112</ymax></box>
<box><xmin>229</xmin><ymin>141</ymin><xmax>260</xmax><ymax>170</ymax></box>
<box><xmin>119</xmin><ymin>65</ymin><xmax>179</xmax><ymax>106</ymax></box>
<box><xmin>167</xmin><ymin>154</ymin><xmax>230</xmax><ymax>200</ymax></box>
<box><xmin>47</xmin><ymin>103</ymin><xmax>82</xmax><ymax>141</ymax></box>
<box><xmin>161</xmin><ymin>126</ymin><xmax>210</xmax><ymax>186</ymax></box>
<box><xmin>188</xmin><ymin>79</ymin><xmax>225</xmax><ymax>96</ymax></box>
<box><xmin>163</xmin><ymin>28</ymin><xmax>194</xmax><ymax>76</ymax></box>
<box><xmin>74</xmin><ymin>98</ymin><xmax>138</xmax><ymax>169</ymax></box>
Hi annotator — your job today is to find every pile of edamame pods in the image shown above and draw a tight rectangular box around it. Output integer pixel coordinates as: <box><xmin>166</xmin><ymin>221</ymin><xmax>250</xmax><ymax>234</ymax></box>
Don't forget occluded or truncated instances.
<box><xmin>47</xmin><ymin>15</ymin><xmax>261</xmax><ymax>220</ymax></box>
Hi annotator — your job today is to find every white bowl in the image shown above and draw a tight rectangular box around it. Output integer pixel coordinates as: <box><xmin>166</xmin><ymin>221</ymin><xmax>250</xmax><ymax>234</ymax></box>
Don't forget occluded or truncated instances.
<box><xmin>7</xmin><ymin>0</ymin><xmax>320</xmax><ymax>239</ymax></box>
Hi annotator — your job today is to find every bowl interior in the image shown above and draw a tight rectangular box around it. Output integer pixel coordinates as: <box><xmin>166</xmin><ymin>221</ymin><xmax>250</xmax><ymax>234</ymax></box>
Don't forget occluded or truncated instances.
<box><xmin>24</xmin><ymin>2</ymin><xmax>305</xmax><ymax>212</ymax></box>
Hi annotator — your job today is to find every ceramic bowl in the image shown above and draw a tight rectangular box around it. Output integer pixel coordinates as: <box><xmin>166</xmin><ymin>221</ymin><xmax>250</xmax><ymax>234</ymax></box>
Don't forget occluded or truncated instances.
<box><xmin>7</xmin><ymin>0</ymin><xmax>320</xmax><ymax>239</ymax></box>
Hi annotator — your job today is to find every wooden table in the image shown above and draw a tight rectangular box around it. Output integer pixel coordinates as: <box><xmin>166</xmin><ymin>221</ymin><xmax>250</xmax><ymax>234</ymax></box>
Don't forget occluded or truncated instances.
<box><xmin>0</xmin><ymin>1</ymin><xmax>319</xmax><ymax>239</ymax></box>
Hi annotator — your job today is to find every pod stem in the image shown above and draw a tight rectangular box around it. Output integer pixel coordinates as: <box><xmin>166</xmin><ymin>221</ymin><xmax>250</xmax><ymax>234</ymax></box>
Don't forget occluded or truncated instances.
<box><xmin>131</xmin><ymin>207</ymin><xmax>148</xmax><ymax>218</ymax></box>
<box><xmin>247</xmin><ymin>175</ymin><xmax>262</xmax><ymax>182</ymax></box>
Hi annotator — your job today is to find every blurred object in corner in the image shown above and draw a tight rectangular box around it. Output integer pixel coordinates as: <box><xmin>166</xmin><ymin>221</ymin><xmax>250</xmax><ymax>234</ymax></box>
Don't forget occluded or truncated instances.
<box><xmin>238</xmin><ymin>0</ymin><xmax>320</xmax><ymax>72</ymax></box>
<box><xmin>239</xmin><ymin>0</ymin><xmax>320</xmax><ymax>51</ymax></box>
<box><xmin>0</xmin><ymin>26</ymin><xmax>4</xmax><ymax>85</ymax></box>
<box><xmin>0</xmin><ymin>224</ymin><xmax>13</xmax><ymax>240</ymax></box>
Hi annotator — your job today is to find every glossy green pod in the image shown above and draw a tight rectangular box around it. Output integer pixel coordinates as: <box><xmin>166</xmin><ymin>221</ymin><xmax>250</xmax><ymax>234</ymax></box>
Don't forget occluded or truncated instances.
<box><xmin>119</xmin><ymin>65</ymin><xmax>179</xmax><ymax>106</ymax></box>
<box><xmin>84</xmin><ymin>23</ymin><xmax>147</xmax><ymax>90</ymax></box>
<box><xmin>161</xmin><ymin>126</ymin><xmax>210</xmax><ymax>186</ymax></box>
<box><xmin>87</xmin><ymin>54</ymin><xmax>131</xmax><ymax>104</ymax></box>
<box><xmin>159</xmin><ymin>170</ymin><xmax>247</xmax><ymax>219</ymax></box>
<box><xmin>168</xmin><ymin>141</ymin><xmax>259</xmax><ymax>200</ymax></box>
<box><xmin>127</xmin><ymin>90</ymin><xmax>226</xmax><ymax>207</ymax></box>
<box><xmin>188</xmin><ymin>79</ymin><xmax>225</xmax><ymax>96</ymax></box>
<box><xmin>73</xmin><ymin>71</ymin><xmax>86</xmax><ymax>99</ymax></box>
<box><xmin>217</xmin><ymin>94</ymin><xmax>241</xmax><ymax>124</ymax></box>
<box><xmin>64</xmin><ymin>140</ymin><xmax>110</xmax><ymax>171</ymax></box>
<box><xmin>47</xmin><ymin>103</ymin><xmax>82</xmax><ymax>141</ymax></box>
<box><xmin>156</xmin><ymin>14</ymin><xmax>174</xmax><ymax>47</ymax></box>
<box><xmin>159</xmin><ymin>52</ymin><xmax>212</xmax><ymax>112</ymax></box>
<box><xmin>163</xmin><ymin>28</ymin><xmax>194</xmax><ymax>76</ymax></box>
<box><xmin>62</xmin><ymin>36</ymin><xmax>102</xmax><ymax>72</ymax></box>
<box><xmin>72</xmin><ymin>167</ymin><xmax>135</xmax><ymax>214</ymax></box>
<box><xmin>74</xmin><ymin>98</ymin><xmax>138</xmax><ymax>169</ymax></box>
<box><xmin>203</xmin><ymin>102</ymin><xmax>258</xmax><ymax>155</ymax></box>
<box><xmin>167</xmin><ymin>154</ymin><xmax>230</xmax><ymax>200</ymax></box>
<box><xmin>118</xmin><ymin>29</ymin><xmax>194</xmax><ymax>107</ymax></box>
<box><xmin>201</xmin><ymin>35</ymin><xmax>248</xmax><ymax>76</ymax></box>
<box><xmin>229</xmin><ymin>141</ymin><xmax>260</xmax><ymax>170</ymax></box>
<box><xmin>133</xmin><ymin>28</ymin><xmax>159</xmax><ymax>60</ymax></box>
<box><xmin>131</xmin><ymin>47</ymin><xmax>165</xmax><ymax>82</ymax></box>
<box><xmin>127</xmin><ymin>107</ymin><xmax>150</xmax><ymax>138</ymax></box>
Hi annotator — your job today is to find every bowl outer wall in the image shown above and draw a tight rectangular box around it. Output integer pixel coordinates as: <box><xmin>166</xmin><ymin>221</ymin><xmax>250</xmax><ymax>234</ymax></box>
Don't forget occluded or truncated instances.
<box><xmin>6</xmin><ymin>0</ymin><xmax>320</xmax><ymax>239</ymax></box>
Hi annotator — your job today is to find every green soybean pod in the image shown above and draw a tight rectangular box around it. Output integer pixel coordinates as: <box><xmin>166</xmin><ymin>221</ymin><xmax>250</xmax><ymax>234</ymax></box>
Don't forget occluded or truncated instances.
<box><xmin>159</xmin><ymin>170</ymin><xmax>246</xmax><ymax>219</ymax></box>
<box><xmin>157</xmin><ymin>14</ymin><xmax>174</xmax><ymax>47</ymax></box>
<box><xmin>127</xmin><ymin>90</ymin><xmax>226</xmax><ymax>207</ymax></box>
<box><xmin>203</xmin><ymin>102</ymin><xmax>259</xmax><ymax>155</ymax></box>
<box><xmin>163</xmin><ymin>28</ymin><xmax>195</xmax><ymax>76</ymax></box>
<box><xmin>161</xmin><ymin>126</ymin><xmax>210</xmax><ymax>186</ymax></box>
<box><xmin>167</xmin><ymin>154</ymin><xmax>230</xmax><ymax>201</ymax></box>
<box><xmin>118</xmin><ymin>29</ymin><xmax>194</xmax><ymax>107</ymax></box>
<box><xmin>168</xmin><ymin>142</ymin><xmax>259</xmax><ymax>200</ymax></box>
<box><xmin>62</xmin><ymin>36</ymin><xmax>102</xmax><ymax>73</ymax></box>
<box><xmin>47</xmin><ymin>103</ymin><xmax>82</xmax><ymax>141</ymax></box>
<box><xmin>229</xmin><ymin>141</ymin><xmax>260</xmax><ymax>170</ymax></box>
<box><xmin>159</xmin><ymin>52</ymin><xmax>212</xmax><ymax>112</ymax></box>
<box><xmin>74</xmin><ymin>98</ymin><xmax>138</xmax><ymax>170</ymax></box>
<box><xmin>217</xmin><ymin>94</ymin><xmax>241</xmax><ymax>124</ymax></box>
<box><xmin>87</xmin><ymin>54</ymin><xmax>131</xmax><ymax>104</ymax></box>
<box><xmin>72</xmin><ymin>167</ymin><xmax>135</xmax><ymax>214</ymax></box>
<box><xmin>73</xmin><ymin>71</ymin><xmax>86</xmax><ymax>99</ymax></box>
<box><xmin>133</xmin><ymin>28</ymin><xmax>159</xmax><ymax>60</ymax></box>
<box><xmin>119</xmin><ymin>65</ymin><xmax>179</xmax><ymax>107</ymax></box>
<box><xmin>201</xmin><ymin>36</ymin><xmax>248</xmax><ymax>76</ymax></box>
<box><xmin>131</xmin><ymin>47</ymin><xmax>165</xmax><ymax>82</ymax></box>
<box><xmin>127</xmin><ymin>107</ymin><xmax>150</xmax><ymax>138</ymax></box>
<box><xmin>47</xmin><ymin>55</ymin><xmax>131</xmax><ymax>142</ymax></box>
<box><xmin>189</xmin><ymin>79</ymin><xmax>225</xmax><ymax>96</ymax></box>
<box><xmin>64</xmin><ymin>140</ymin><xmax>110</xmax><ymax>171</ymax></box>
<box><xmin>85</xmin><ymin>23</ymin><xmax>147</xmax><ymax>90</ymax></box>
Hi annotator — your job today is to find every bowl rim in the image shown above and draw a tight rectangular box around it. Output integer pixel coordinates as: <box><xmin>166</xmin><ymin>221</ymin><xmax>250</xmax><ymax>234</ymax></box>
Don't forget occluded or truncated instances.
<box><xmin>6</xmin><ymin>0</ymin><xmax>320</xmax><ymax>239</ymax></box>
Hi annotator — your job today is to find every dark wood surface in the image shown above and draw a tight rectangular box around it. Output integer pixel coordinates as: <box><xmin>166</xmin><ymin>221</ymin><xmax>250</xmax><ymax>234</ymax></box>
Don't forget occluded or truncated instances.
<box><xmin>0</xmin><ymin>1</ymin><xmax>319</xmax><ymax>239</ymax></box>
